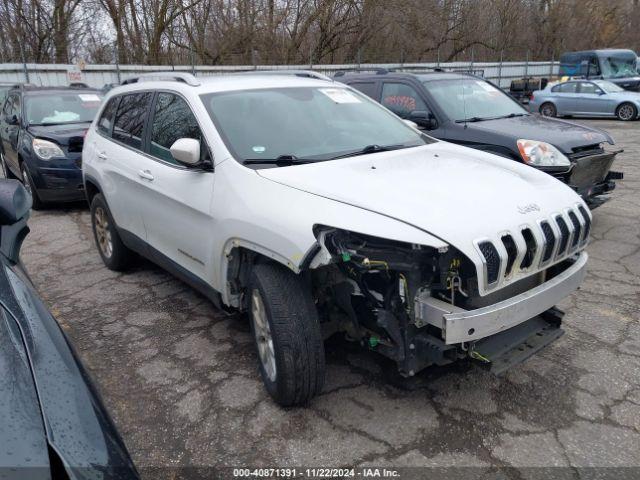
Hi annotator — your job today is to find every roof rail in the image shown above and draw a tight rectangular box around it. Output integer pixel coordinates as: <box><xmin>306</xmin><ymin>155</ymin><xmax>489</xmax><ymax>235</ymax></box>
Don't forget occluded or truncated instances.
<box><xmin>333</xmin><ymin>68</ymin><xmax>390</xmax><ymax>77</ymax></box>
<box><xmin>240</xmin><ymin>70</ymin><xmax>333</xmax><ymax>82</ymax></box>
<box><xmin>121</xmin><ymin>72</ymin><xmax>201</xmax><ymax>87</ymax></box>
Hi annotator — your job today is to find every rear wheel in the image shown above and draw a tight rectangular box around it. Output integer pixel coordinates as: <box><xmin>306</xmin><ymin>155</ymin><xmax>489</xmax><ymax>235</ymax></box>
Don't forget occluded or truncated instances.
<box><xmin>249</xmin><ymin>263</ymin><xmax>325</xmax><ymax>406</ymax></box>
<box><xmin>20</xmin><ymin>163</ymin><xmax>43</xmax><ymax>210</ymax></box>
<box><xmin>90</xmin><ymin>193</ymin><xmax>134</xmax><ymax>271</ymax></box>
<box><xmin>539</xmin><ymin>102</ymin><xmax>557</xmax><ymax>117</ymax></box>
<box><xmin>616</xmin><ymin>102</ymin><xmax>637</xmax><ymax>121</ymax></box>
<box><xmin>0</xmin><ymin>150</ymin><xmax>15</xmax><ymax>179</ymax></box>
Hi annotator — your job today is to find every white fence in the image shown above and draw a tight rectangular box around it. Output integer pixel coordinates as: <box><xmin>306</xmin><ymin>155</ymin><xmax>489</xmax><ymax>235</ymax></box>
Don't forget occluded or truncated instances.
<box><xmin>0</xmin><ymin>61</ymin><xmax>560</xmax><ymax>89</ymax></box>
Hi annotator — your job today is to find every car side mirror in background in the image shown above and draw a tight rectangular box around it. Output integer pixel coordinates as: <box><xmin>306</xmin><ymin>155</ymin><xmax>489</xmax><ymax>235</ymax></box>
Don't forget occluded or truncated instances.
<box><xmin>4</xmin><ymin>114</ymin><xmax>18</xmax><ymax>126</ymax></box>
<box><xmin>408</xmin><ymin>110</ymin><xmax>438</xmax><ymax>130</ymax></box>
<box><xmin>0</xmin><ymin>179</ymin><xmax>32</xmax><ymax>263</ymax></box>
<box><xmin>403</xmin><ymin>119</ymin><xmax>419</xmax><ymax>129</ymax></box>
<box><xmin>598</xmin><ymin>90</ymin><xmax>606</xmax><ymax>95</ymax></box>
<box><xmin>170</xmin><ymin>138</ymin><xmax>201</xmax><ymax>166</ymax></box>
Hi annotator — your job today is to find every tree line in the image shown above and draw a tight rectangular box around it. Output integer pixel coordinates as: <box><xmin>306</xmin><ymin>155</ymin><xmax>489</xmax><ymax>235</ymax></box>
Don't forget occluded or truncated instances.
<box><xmin>0</xmin><ymin>0</ymin><xmax>638</xmax><ymax>66</ymax></box>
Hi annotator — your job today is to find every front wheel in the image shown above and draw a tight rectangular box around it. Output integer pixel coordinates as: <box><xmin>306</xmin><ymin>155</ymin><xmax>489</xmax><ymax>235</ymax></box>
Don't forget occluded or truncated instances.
<box><xmin>539</xmin><ymin>102</ymin><xmax>557</xmax><ymax>117</ymax></box>
<box><xmin>20</xmin><ymin>163</ymin><xmax>43</xmax><ymax>209</ymax></box>
<box><xmin>249</xmin><ymin>263</ymin><xmax>325</xmax><ymax>406</ymax></box>
<box><xmin>616</xmin><ymin>102</ymin><xmax>637</xmax><ymax>121</ymax></box>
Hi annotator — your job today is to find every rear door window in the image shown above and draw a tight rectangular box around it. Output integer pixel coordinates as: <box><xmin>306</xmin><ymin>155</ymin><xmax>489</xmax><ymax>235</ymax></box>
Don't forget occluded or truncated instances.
<box><xmin>149</xmin><ymin>93</ymin><xmax>208</xmax><ymax>165</ymax></box>
<box><xmin>381</xmin><ymin>83</ymin><xmax>428</xmax><ymax>118</ymax></box>
<box><xmin>97</xmin><ymin>97</ymin><xmax>119</xmax><ymax>136</ymax></box>
<box><xmin>112</xmin><ymin>92</ymin><xmax>152</xmax><ymax>150</ymax></box>
<box><xmin>348</xmin><ymin>82</ymin><xmax>378</xmax><ymax>100</ymax></box>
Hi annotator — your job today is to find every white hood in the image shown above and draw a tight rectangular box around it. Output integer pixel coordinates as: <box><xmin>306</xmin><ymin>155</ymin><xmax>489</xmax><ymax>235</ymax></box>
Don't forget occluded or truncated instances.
<box><xmin>258</xmin><ymin>141</ymin><xmax>588</xmax><ymax>294</ymax></box>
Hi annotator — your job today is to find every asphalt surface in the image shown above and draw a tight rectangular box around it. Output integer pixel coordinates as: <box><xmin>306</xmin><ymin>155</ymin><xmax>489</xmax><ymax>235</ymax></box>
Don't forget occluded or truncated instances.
<box><xmin>21</xmin><ymin>119</ymin><xmax>640</xmax><ymax>479</ymax></box>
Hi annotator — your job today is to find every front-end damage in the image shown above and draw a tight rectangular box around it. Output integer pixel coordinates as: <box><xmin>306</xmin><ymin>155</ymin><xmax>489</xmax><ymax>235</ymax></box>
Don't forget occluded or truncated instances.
<box><xmin>307</xmin><ymin>226</ymin><xmax>587</xmax><ymax>376</ymax></box>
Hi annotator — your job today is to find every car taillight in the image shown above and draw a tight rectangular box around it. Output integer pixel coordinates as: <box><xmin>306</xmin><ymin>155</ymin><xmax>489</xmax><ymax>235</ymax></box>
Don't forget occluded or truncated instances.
<box><xmin>529</xmin><ymin>93</ymin><xmax>534</xmax><ymax>101</ymax></box>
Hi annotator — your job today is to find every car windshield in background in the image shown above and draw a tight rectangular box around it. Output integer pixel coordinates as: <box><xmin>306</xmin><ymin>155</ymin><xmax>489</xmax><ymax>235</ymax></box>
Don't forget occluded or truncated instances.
<box><xmin>26</xmin><ymin>92</ymin><xmax>103</xmax><ymax>126</ymax></box>
<box><xmin>600</xmin><ymin>54</ymin><xmax>638</xmax><ymax>79</ymax></box>
<box><xmin>200</xmin><ymin>87</ymin><xmax>431</xmax><ymax>165</ymax></box>
<box><xmin>593</xmin><ymin>80</ymin><xmax>625</xmax><ymax>93</ymax></box>
<box><xmin>423</xmin><ymin>78</ymin><xmax>528</xmax><ymax>122</ymax></box>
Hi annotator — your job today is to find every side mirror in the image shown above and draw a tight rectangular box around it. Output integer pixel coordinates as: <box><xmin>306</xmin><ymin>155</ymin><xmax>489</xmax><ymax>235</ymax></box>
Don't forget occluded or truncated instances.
<box><xmin>403</xmin><ymin>119</ymin><xmax>419</xmax><ymax>129</ymax></box>
<box><xmin>170</xmin><ymin>138</ymin><xmax>201</xmax><ymax>166</ymax></box>
<box><xmin>4</xmin><ymin>114</ymin><xmax>18</xmax><ymax>126</ymax></box>
<box><xmin>597</xmin><ymin>90</ymin><xmax>606</xmax><ymax>95</ymax></box>
<box><xmin>0</xmin><ymin>180</ymin><xmax>31</xmax><ymax>225</ymax></box>
<box><xmin>0</xmin><ymin>179</ymin><xmax>32</xmax><ymax>263</ymax></box>
<box><xmin>408</xmin><ymin>110</ymin><xmax>437</xmax><ymax>130</ymax></box>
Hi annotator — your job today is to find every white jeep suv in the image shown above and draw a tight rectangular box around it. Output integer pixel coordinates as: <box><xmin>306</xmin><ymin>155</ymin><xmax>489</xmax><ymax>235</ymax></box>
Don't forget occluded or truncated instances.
<box><xmin>83</xmin><ymin>72</ymin><xmax>590</xmax><ymax>406</ymax></box>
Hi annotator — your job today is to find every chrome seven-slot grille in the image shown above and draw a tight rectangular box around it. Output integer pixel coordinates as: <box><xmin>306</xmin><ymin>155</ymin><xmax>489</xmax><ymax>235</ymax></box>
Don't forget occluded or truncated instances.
<box><xmin>477</xmin><ymin>205</ymin><xmax>590</xmax><ymax>288</ymax></box>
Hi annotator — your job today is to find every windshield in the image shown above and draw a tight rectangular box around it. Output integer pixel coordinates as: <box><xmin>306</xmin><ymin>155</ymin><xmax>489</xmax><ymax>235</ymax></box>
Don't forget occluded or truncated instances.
<box><xmin>200</xmin><ymin>87</ymin><xmax>431</xmax><ymax>164</ymax></box>
<box><xmin>593</xmin><ymin>80</ymin><xmax>625</xmax><ymax>93</ymax></box>
<box><xmin>599</xmin><ymin>53</ymin><xmax>639</xmax><ymax>79</ymax></box>
<box><xmin>423</xmin><ymin>78</ymin><xmax>527</xmax><ymax>122</ymax></box>
<box><xmin>26</xmin><ymin>92</ymin><xmax>103</xmax><ymax>125</ymax></box>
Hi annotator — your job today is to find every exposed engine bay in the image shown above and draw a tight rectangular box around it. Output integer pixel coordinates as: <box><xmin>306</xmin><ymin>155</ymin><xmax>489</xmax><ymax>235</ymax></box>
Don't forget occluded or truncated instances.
<box><xmin>309</xmin><ymin>227</ymin><xmax>577</xmax><ymax>376</ymax></box>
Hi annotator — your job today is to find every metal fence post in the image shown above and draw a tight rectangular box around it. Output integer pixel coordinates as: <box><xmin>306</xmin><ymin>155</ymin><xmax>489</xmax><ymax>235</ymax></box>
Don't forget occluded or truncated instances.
<box><xmin>437</xmin><ymin>47</ymin><xmax>440</xmax><ymax>68</ymax></box>
<box><xmin>549</xmin><ymin>52</ymin><xmax>555</xmax><ymax>78</ymax></box>
<box><xmin>190</xmin><ymin>48</ymin><xmax>196</xmax><ymax>76</ymax></box>
<box><xmin>114</xmin><ymin>41</ymin><xmax>121</xmax><ymax>84</ymax></box>
<box><xmin>470</xmin><ymin>47</ymin><xmax>474</xmax><ymax>73</ymax></box>
<box><xmin>524</xmin><ymin>50</ymin><xmax>529</xmax><ymax>78</ymax></box>
<box><xmin>20</xmin><ymin>44</ymin><xmax>30</xmax><ymax>83</ymax></box>
<box><xmin>498</xmin><ymin>50</ymin><xmax>503</xmax><ymax>88</ymax></box>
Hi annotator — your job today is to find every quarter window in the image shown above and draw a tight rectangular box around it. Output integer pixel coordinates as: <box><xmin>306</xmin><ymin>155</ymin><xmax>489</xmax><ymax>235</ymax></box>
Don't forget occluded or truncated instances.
<box><xmin>112</xmin><ymin>92</ymin><xmax>152</xmax><ymax>150</ymax></box>
<box><xmin>552</xmin><ymin>82</ymin><xmax>578</xmax><ymax>93</ymax></box>
<box><xmin>149</xmin><ymin>93</ymin><xmax>207</xmax><ymax>165</ymax></box>
<box><xmin>97</xmin><ymin>97</ymin><xmax>119</xmax><ymax>136</ymax></box>
<box><xmin>381</xmin><ymin>83</ymin><xmax>427</xmax><ymax>118</ymax></box>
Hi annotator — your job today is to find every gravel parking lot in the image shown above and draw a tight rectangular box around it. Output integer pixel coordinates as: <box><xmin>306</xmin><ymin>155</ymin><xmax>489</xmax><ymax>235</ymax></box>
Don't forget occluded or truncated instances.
<box><xmin>21</xmin><ymin>119</ymin><xmax>640</xmax><ymax>478</ymax></box>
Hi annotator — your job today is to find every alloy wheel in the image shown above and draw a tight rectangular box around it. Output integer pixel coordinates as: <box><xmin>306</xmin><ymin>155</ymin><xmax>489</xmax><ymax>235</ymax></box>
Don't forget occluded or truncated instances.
<box><xmin>540</xmin><ymin>104</ymin><xmax>556</xmax><ymax>117</ymax></box>
<box><xmin>251</xmin><ymin>288</ymin><xmax>277</xmax><ymax>382</ymax></box>
<box><xmin>94</xmin><ymin>207</ymin><xmax>113</xmax><ymax>258</ymax></box>
<box><xmin>618</xmin><ymin>104</ymin><xmax>635</xmax><ymax>121</ymax></box>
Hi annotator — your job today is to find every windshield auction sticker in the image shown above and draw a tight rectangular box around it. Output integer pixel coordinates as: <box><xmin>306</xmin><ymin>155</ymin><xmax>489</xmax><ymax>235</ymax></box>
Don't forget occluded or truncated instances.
<box><xmin>78</xmin><ymin>94</ymin><xmax>102</xmax><ymax>102</ymax></box>
<box><xmin>319</xmin><ymin>88</ymin><xmax>361</xmax><ymax>104</ymax></box>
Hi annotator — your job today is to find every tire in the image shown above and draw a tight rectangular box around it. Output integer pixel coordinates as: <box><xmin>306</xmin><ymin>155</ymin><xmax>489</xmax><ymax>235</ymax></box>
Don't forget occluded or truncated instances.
<box><xmin>20</xmin><ymin>163</ymin><xmax>44</xmax><ymax>210</ymax></box>
<box><xmin>0</xmin><ymin>150</ymin><xmax>15</xmax><ymax>179</ymax></box>
<box><xmin>90</xmin><ymin>193</ymin><xmax>134</xmax><ymax>271</ymax></box>
<box><xmin>616</xmin><ymin>102</ymin><xmax>637</xmax><ymax>121</ymax></box>
<box><xmin>539</xmin><ymin>102</ymin><xmax>557</xmax><ymax>117</ymax></box>
<box><xmin>249</xmin><ymin>263</ymin><xmax>325</xmax><ymax>406</ymax></box>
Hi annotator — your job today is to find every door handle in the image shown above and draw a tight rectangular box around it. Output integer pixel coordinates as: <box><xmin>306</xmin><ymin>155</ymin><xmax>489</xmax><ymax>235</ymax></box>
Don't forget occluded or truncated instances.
<box><xmin>97</xmin><ymin>152</ymin><xmax>107</xmax><ymax>161</ymax></box>
<box><xmin>138</xmin><ymin>169</ymin><xmax>154</xmax><ymax>181</ymax></box>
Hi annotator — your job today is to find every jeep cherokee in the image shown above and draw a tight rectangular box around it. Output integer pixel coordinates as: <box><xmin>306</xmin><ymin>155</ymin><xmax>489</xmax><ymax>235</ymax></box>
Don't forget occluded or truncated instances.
<box><xmin>83</xmin><ymin>72</ymin><xmax>590</xmax><ymax>406</ymax></box>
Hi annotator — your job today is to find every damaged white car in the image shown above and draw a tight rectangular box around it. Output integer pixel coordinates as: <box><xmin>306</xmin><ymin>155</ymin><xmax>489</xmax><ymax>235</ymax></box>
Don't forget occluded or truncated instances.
<box><xmin>83</xmin><ymin>72</ymin><xmax>590</xmax><ymax>406</ymax></box>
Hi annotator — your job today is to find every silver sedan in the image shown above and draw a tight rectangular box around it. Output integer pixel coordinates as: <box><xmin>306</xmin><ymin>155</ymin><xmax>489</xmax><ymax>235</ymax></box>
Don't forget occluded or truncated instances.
<box><xmin>529</xmin><ymin>79</ymin><xmax>640</xmax><ymax>121</ymax></box>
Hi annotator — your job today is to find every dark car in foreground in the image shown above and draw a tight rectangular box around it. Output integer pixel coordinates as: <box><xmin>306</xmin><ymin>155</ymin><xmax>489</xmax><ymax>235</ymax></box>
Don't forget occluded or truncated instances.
<box><xmin>0</xmin><ymin>86</ymin><xmax>103</xmax><ymax>208</ymax></box>
<box><xmin>0</xmin><ymin>179</ymin><xmax>139</xmax><ymax>479</ymax></box>
<box><xmin>337</xmin><ymin>70</ymin><xmax>623</xmax><ymax>207</ymax></box>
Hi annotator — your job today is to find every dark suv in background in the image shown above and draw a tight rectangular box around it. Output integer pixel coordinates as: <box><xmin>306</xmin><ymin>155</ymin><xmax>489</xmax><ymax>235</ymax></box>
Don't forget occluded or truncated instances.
<box><xmin>0</xmin><ymin>86</ymin><xmax>103</xmax><ymax>208</ymax></box>
<box><xmin>337</xmin><ymin>70</ymin><xmax>623</xmax><ymax>207</ymax></box>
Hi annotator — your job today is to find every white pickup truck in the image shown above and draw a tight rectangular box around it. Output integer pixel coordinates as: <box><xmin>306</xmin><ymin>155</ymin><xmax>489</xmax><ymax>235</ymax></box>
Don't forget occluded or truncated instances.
<box><xmin>83</xmin><ymin>72</ymin><xmax>589</xmax><ymax>406</ymax></box>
